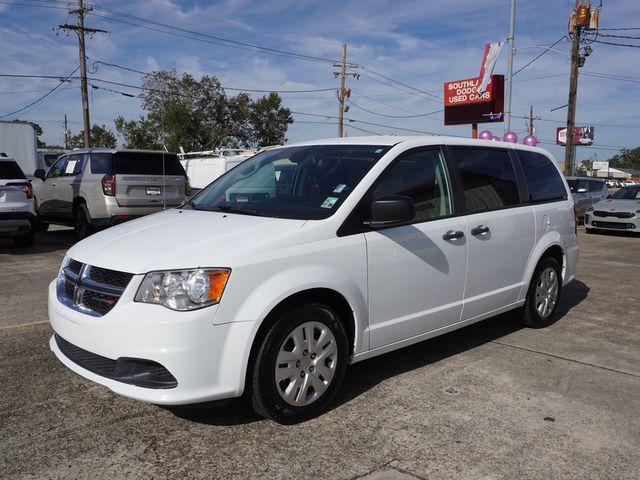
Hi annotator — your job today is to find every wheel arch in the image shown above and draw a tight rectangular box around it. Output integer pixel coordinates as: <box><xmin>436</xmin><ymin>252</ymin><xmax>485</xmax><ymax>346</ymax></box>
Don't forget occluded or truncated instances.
<box><xmin>242</xmin><ymin>287</ymin><xmax>357</xmax><ymax>396</ymax></box>
<box><xmin>521</xmin><ymin>235</ymin><xmax>566</xmax><ymax>301</ymax></box>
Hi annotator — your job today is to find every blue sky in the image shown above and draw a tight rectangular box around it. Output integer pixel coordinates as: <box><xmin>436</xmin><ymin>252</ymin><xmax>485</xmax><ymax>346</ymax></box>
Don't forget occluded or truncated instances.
<box><xmin>1</xmin><ymin>0</ymin><xmax>639</xmax><ymax>165</ymax></box>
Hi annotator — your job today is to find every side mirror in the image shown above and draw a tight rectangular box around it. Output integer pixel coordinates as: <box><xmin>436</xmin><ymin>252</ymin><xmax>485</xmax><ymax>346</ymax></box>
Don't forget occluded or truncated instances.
<box><xmin>34</xmin><ymin>169</ymin><xmax>46</xmax><ymax>180</ymax></box>
<box><xmin>367</xmin><ymin>195</ymin><xmax>415</xmax><ymax>228</ymax></box>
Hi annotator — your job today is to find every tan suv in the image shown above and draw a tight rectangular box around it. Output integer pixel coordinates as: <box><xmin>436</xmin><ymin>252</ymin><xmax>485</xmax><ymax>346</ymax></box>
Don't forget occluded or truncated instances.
<box><xmin>33</xmin><ymin>149</ymin><xmax>188</xmax><ymax>238</ymax></box>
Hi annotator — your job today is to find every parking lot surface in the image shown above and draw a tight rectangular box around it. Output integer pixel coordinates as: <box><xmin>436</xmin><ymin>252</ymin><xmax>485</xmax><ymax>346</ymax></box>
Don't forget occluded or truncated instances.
<box><xmin>1</xmin><ymin>226</ymin><xmax>639</xmax><ymax>479</ymax></box>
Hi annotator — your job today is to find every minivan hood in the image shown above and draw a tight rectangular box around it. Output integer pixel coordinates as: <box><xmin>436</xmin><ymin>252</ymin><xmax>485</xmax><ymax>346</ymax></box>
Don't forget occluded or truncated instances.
<box><xmin>66</xmin><ymin>209</ymin><xmax>308</xmax><ymax>273</ymax></box>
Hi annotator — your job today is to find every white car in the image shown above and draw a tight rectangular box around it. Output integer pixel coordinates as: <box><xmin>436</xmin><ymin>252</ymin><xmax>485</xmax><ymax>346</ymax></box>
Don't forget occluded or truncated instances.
<box><xmin>48</xmin><ymin>136</ymin><xmax>579</xmax><ymax>423</ymax></box>
<box><xmin>0</xmin><ymin>157</ymin><xmax>36</xmax><ymax>247</ymax></box>
<box><xmin>585</xmin><ymin>184</ymin><xmax>640</xmax><ymax>234</ymax></box>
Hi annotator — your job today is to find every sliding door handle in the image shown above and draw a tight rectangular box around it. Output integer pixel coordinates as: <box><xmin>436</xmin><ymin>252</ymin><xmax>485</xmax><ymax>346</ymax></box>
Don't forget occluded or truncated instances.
<box><xmin>442</xmin><ymin>230</ymin><xmax>464</xmax><ymax>240</ymax></box>
<box><xmin>471</xmin><ymin>225</ymin><xmax>490</xmax><ymax>236</ymax></box>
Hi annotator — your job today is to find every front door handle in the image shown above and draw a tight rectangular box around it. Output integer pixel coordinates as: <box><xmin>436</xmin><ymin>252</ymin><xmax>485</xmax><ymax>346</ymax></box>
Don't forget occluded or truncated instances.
<box><xmin>471</xmin><ymin>225</ymin><xmax>490</xmax><ymax>236</ymax></box>
<box><xmin>442</xmin><ymin>230</ymin><xmax>464</xmax><ymax>240</ymax></box>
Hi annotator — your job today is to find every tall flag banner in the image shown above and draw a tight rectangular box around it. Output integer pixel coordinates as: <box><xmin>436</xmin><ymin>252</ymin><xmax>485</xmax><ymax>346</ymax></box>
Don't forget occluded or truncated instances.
<box><xmin>478</xmin><ymin>42</ymin><xmax>503</xmax><ymax>95</ymax></box>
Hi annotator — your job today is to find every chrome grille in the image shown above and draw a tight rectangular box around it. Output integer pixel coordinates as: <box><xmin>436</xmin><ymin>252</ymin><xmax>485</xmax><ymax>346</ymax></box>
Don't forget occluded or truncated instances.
<box><xmin>57</xmin><ymin>259</ymin><xmax>134</xmax><ymax>317</ymax></box>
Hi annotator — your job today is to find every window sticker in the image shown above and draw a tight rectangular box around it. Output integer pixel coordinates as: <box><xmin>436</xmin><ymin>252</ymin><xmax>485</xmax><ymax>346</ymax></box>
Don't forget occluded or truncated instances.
<box><xmin>65</xmin><ymin>160</ymin><xmax>77</xmax><ymax>174</ymax></box>
<box><xmin>275</xmin><ymin>171</ymin><xmax>281</xmax><ymax>181</ymax></box>
<box><xmin>321</xmin><ymin>197</ymin><xmax>338</xmax><ymax>209</ymax></box>
<box><xmin>333</xmin><ymin>184</ymin><xmax>347</xmax><ymax>193</ymax></box>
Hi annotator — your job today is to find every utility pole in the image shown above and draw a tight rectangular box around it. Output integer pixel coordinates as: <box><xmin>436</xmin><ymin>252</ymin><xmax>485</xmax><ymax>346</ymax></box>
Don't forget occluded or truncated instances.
<box><xmin>337</xmin><ymin>44</ymin><xmax>347</xmax><ymax>138</ymax></box>
<box><xmin>64</xmin><ymin>114</ymin><xmax>68</xmax><ymax>150</ymax></box>
<box><xmin>564</xmin><ymin>4</ymin><xmax>581</xmax><ymax>176</ymax></box>
<box><xmin>58</xmin><ymin>0</ymin><xmax>106</xmax><ymax>148</ymax></box>
<box><xmin>333</xmin><ymin>44</ymin><xmax>359</xmax><ymax>137</ymax></box>
<box><xmin>526</xmin><ymin>105</ymin><xmax>541</xmax><ymax>135</ymax></box>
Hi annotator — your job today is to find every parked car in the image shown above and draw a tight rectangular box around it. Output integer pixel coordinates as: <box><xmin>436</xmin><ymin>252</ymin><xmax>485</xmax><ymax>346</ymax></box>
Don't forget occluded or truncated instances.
<box><xmin>584</xmin><ymin>184</ymin><xmax>640</xmax><ymax>234</ymax></box>
<box><xmin>48</xmin><ymin>137</ymin><xmax>579</xmax><ymax>423</ymax></box>
<box><xmin>32</xmin><ymin>149</ymin><xmax>189</xmax><ymax>238</ymax></box>
<box><xmin>0</xmin><ymin>157</ymin><xmax>36</xmax><ymax>247</ymax></box>
<box><xmin>566</xmin><ymin>176</ymin><xmax>607</xmax><ymax>219</ymax></box>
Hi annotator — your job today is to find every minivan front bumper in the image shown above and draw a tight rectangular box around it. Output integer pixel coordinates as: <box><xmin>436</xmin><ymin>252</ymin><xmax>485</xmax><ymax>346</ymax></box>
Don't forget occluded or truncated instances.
<box><xmin>48</xmin><ymin>280</ymin><xmax>255</xmax><ymax>405</ymax></box>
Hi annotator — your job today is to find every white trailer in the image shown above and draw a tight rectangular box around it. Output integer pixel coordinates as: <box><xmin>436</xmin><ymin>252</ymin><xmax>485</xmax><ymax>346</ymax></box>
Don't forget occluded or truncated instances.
<box><xmin>179</xmin><ymin>149</ymin><xmax>255</xmax><ymax>193</ymax></box>
<box><xmin>0</xmin><ymin>121</ymin><xmax>38</xmax><ymax>177</ymax></box>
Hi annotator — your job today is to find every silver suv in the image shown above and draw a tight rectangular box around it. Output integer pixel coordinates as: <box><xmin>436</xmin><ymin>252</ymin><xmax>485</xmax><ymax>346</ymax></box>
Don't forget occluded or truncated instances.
<box><xmin>566</xmin><ymin>176</ymin><xmax>607</xmax><ymax>219</ymax></box>
<box><xmin>33</xmin><ymin>149</ymin><xmax>188</xmax><ymax>238</ymax></box>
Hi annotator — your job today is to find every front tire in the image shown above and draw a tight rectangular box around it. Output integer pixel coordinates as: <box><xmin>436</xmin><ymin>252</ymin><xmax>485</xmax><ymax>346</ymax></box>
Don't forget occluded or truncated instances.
<box><xmin>13</xmin><ymin>231</ymin><xmax>35</xmax><ymax>248</ymax></box>
<box><xmin>520</xmin><ymin>256</ymin><xmax>562</xmax><ymax>328</ymax></box>
<box><xmin>251</xmin><ymin>303</ymin><xmax>348</xmax><ymax>424</ymax></box>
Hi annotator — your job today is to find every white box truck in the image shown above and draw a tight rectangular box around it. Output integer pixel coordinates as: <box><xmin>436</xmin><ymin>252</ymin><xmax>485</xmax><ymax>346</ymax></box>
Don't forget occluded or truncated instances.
<box><xmin>0</xmin><ymin>121</ymin><xmax>38</xmax><ymax>177</ymax></box>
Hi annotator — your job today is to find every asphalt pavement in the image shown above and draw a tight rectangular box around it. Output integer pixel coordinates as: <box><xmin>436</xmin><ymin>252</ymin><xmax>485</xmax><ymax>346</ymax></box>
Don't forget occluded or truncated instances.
<box><xmin>1</xmin><ymin>225</ymin><xmax>639</xmax><ymax>479</ymax></box>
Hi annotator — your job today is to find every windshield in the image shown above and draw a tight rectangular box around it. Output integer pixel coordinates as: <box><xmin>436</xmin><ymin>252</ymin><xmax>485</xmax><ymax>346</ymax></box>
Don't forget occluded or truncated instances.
<box><xmin>610</xmin><ymin>187</ymin><xmax>640</xmax><ymax>200</ymax></box>
<box><xmin>187</xmin><ymin>144</ymin><xmax>391</xmax><ymax>220</ymax></box>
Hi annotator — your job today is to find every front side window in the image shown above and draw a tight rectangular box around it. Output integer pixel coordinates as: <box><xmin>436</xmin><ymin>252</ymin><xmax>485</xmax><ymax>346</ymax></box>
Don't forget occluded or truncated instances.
<box><xmin>47</xmin><ymin>156</ymin><xmax>69</xmax><ymax>178</ymax></box>
<box><xmin>189</xmin><ymin>144</ymin><xmax>391</xmax><ymax>220</ymax></box>
<box><xmin>451</xmin><ymin>148</ymin><xmax>519</xmax><ymax>212</ymax></box>
<box><xmin>518</xmin><ymin>151</ymin><xmax>567</xmax><ymax>203</ymax></box>
<box><xmin>371</xmin><ymin>148</ymin><xmax>452</xmax><ymax>222</ymax></box>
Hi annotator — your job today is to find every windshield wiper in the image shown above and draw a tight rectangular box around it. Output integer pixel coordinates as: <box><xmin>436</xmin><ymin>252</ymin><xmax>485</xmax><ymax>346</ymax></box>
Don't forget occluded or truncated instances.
<box><xmin>210</xmin><ymin>205</ymin><xmax>263</xmax><ymax>216</ymax></box>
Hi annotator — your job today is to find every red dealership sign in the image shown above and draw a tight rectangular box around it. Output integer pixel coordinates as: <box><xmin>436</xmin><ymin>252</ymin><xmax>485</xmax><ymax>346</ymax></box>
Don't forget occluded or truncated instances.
<box><xmin>444</xmin><ymin>74</ymin><xmax>504</xmax><ymax>125</ymax></box>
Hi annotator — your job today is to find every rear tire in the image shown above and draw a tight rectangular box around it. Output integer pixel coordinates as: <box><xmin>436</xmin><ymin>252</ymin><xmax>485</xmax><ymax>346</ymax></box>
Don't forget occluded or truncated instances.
<box><xmin>13</xmin><ymin>231</ymin><xmax>35</xmax><ymax>248</ymax></box>
<box><xmin>520</xmin><ymin>256</ymin><xmax>562</xmax><ymax>328</ymax></box>
<box><xmin>73</xmin><ymin>205</ymin><xmax>93</xmax><ymax>239</ymax></box>
<box><xmin>251</xmin><ymin>303</ymin><xmax>348</xmax><ymax>424</ymax></box>
<box><xmin>35</xmin><ymin>214</ymin><xmax>49</xmax><ymax>232</ymax></box>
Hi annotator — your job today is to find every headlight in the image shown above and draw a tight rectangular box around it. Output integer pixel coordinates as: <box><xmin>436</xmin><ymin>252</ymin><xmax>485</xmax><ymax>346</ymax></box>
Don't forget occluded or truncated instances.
<box><xmin>135</xmin><ymin>268</ymin><xmax>230</xmax><ymax>311</ymax></box>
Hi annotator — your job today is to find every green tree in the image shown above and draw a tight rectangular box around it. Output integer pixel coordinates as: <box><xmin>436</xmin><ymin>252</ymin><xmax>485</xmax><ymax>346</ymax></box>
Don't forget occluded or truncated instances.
<box><xmin>115</xmin><ymin>69</ymin><xmax>292</xmax><ymax>152</ymax></box>
<box><xmin>114</xmin><ymin>115</ymin><xmax>163</xmax><ymax>149</ymax></box>
<box><xmin>249</xmin><ymin>92</ymin><xmax>292</xmax><ymax>147</ymax></box>
<box><xmin>608</xmin><ymin>147</ymin><xmax>640</xmax><ymax>170</ymax></box>
<box><xmin>68</xmin><ymin>124</ymin><xmax>117</xmax><ymax>148</ymax></box>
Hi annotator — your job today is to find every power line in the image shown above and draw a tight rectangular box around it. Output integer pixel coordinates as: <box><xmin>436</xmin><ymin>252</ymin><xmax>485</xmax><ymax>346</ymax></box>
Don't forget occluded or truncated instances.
<box><xmin>599</xmin><ymin>33</ymin><xmax>640</xmax><ymax>40</ymax></box>
<box><xmin>0</xmin><ymin>67</ymin><xmax>79</xmax><ymax>119</ymax></box>
<box><xmin>592</xmin><ymin>40</ymin><xmax>640</xmax><ymax>48</ymax></box>
<box><xmin>346</xmin><ymin>98</ymin><xmax>443</xmax><ymax>119</ymax></box>
<box><xmin>88</xmin><ymin>5</ymin><xmax>339</xmax><ymax>65</ymax></box>
<box><xmin>513</xmin><ymin>36</ymin><xmax>568</xmax><ymax>76</ymax></box>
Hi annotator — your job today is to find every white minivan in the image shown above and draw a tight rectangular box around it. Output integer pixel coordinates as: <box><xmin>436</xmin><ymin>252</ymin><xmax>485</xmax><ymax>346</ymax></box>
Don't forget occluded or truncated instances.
<box><xmin>48</xmin><ymin>136</ymin><xmax>579</xmax><ymax>423</ymax></box>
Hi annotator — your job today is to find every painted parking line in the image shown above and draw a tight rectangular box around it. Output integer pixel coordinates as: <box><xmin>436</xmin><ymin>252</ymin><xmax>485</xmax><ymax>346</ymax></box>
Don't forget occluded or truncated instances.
<box><xmin>0</xmin><ymin>320</ymin><xmax>49</xmax><ymax>331</ymax></box>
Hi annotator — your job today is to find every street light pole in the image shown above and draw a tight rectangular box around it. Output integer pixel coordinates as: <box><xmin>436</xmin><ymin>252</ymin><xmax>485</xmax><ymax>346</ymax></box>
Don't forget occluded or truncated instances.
<box><xmin>504</xmin><ymin>0</ymin><xmax>516</xmax><ymax>132</ymax></box>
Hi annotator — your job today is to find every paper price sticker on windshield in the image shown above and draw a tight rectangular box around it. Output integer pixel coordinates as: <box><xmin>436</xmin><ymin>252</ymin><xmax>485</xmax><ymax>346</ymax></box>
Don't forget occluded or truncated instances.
<box><xmin>321</xmin><ymin>197</ymin><xmax>338</xmax><ymax>209</ymax></box>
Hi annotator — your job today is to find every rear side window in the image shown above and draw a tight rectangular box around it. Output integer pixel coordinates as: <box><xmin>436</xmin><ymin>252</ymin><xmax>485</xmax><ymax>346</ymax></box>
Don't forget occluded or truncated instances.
<box><xmin>518</xmin><ymin>151</ymin><xmax>567</xmax><ymax>203</ymax></box>
<box><xmin>0</xmin><ymin>161</ymin><xmax>25</xmax><ymax>179</ymax></box>
<box><xmin>112</xmin><ymin>152</ymin><xmax>185</xmax><ymax>176</ymax></box>
<box><xmin>90</xmin><ymin>153</ymin><xmax>112</xmax><ymax>174</ymax></box>
<box><xmin>451</xmin><ymin>148</ymin><xmax>519</xmax><ymax>212</ymax></box>
<box><xmin>588</xmin><ymin>180</ymin><xmax>605</xmax><ymax>192</ymax></box>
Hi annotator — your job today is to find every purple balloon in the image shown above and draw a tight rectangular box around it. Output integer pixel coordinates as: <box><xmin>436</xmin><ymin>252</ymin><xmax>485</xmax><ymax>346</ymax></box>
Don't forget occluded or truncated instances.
<box><xmin>503</xmin><ymin>131</ymin><xmax>518</xmax><ymax>143</ymax></box>
<box><xmin>491</xmin><ymin>135</ymin><xmax>501</xmax><ymax>141</ymax></box>
<box><xmin>478</xmin><ymin>130</ymin><xmax>493</xmax><ymax>140</ymax></box>
<box><xmin>523</xmin><ymin>135</ymin><xmax>538</xmax><ymax>146</ymax></box>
